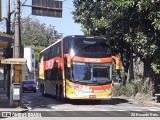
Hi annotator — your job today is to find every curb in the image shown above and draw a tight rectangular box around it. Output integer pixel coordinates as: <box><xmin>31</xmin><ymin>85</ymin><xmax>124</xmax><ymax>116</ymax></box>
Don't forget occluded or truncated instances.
<box><xmin>0</xmin><ymin>108</ymin><xmax>28</xmax><ymax>112</ymax></box>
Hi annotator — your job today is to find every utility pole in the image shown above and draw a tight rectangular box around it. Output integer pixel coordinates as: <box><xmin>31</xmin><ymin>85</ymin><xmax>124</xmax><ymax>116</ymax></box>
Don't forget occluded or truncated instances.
<box><xmin>14</xmin><ymin>0</ymin><xmax>21</xmax><ymax>58</ymax></box>
<box><xmin>12</xmin><ymin>0</ymin><xmax>22</xmax><ymax>107</ymax></box>
<box><xmin>5</xmin><ymin>0</ymin><xmax>11</xmax><ymax>99</ymax></box>
<box><xmin>6</xmin><ymin>0</ymin><xmax>10</xmax><ymax>34</ymax></box>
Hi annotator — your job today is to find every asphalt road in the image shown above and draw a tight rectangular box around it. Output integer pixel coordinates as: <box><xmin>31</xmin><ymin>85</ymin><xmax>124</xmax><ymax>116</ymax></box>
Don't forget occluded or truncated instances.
<box><xmin>1</xmin><ymin>91</ymin><xmax>160</xmax><ymax>119</ymax></box>
<box><xmin>21</xmin><ymin>91</ymin><xmax>160</xmax><ymax>114</ymax></box>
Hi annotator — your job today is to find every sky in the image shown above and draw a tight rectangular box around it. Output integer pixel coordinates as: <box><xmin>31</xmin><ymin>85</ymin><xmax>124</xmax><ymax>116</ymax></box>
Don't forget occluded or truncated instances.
<box><xmin>1</xmin><ymin>0</ymin><xmax>84</xmax><ymax>36</ymax></box>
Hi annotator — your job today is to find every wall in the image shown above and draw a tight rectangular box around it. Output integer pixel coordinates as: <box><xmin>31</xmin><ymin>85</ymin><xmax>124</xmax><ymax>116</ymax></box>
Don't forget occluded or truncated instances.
<box><xmin>23</xmin><ymin>48</ymin><xmax>36</xmax><ymax>81</ymax></box>
<box><xmin>0</xmin><ymin>67</ymin><xmax>4</xmax><ymax>88</ymax></box>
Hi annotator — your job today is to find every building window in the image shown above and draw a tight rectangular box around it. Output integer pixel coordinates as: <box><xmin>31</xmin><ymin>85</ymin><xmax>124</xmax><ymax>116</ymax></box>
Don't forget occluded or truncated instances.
<box><xmin>25</xmin><ymin>76</ymin><xmax>28</xmax><ymax>80</ymax></box>
<box><xmin>32</xmin><ymin>62</ymin><xmax>34</xmax><ymax>67</ymax></box>
<box><xmin>32</xmin><ymin>54</ymin><xmax>34</xmax><ymax>59</ymax></box>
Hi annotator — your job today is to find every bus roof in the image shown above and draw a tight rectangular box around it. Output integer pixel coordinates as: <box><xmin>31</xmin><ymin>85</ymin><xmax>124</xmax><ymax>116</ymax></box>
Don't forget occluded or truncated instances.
<box><xmin>71</xmin><ymin>35</ymin><xmax>106</xmax><ymax>39</ymax></box>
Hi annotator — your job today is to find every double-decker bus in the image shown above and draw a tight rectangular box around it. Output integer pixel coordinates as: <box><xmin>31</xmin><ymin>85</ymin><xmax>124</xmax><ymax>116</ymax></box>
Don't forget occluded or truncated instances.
<box><xmin>38</xmin><ymin>35</ymin><xmax>120</xmax><ymax>100</ymax></box>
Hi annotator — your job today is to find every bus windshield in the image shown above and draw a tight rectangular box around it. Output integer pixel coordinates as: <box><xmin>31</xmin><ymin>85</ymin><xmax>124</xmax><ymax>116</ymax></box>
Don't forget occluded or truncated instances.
<box><xmin>72</xmin><ymin>62</ymin><xmax>111</xmax><ymax>84</ymax></box>
<box><xmin>72</xmin><ymin>38</ymin><xmax>110</xmax><ymax>54</ymax></box>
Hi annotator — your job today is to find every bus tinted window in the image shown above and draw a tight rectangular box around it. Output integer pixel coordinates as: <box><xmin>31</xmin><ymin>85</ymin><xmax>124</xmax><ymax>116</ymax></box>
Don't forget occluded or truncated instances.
<box><xmin>73</xmin><ymin>38</ymin><xmax>110</xmax><ymax>54</ymax></box>
<box><xmin>72</xmin><ymin>62</ymin><xmax>111</xmax><ymax>84</ymax></box>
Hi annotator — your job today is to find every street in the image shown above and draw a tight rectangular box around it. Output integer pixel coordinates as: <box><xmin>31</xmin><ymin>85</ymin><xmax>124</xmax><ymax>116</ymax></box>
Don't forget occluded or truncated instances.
<box><xmin>1</xmin><ymin>89</ymin><xmax>160</xmax><ymax>119</ymax></box>
<box><xmin>22</xmin><ymin>90</ymin><xmax>160</xmax><ymax>112</ymax></box>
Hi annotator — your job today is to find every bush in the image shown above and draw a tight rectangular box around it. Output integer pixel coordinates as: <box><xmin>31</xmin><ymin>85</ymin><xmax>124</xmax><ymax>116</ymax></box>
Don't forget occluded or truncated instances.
<box><xmin>112</xmin><ymin>81</ymin><xmax>144</xmax><ymax>97</ymax></box>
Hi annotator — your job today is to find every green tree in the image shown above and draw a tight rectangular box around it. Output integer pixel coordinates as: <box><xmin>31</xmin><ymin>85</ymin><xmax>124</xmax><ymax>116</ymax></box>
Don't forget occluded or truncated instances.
<box><xmin>73</xmin><ymin>0</ymin><xmax>160</xmax><ymax>94</ymax></box>
<box><xmin>21</xmin><ymin>17</ymin><xmax>61</xmax><ymax>48</ymax></box>
<box><xmin>21</xmin><ymin>17</ymin><xmax>62</xmax><ymax>74</ymax></box>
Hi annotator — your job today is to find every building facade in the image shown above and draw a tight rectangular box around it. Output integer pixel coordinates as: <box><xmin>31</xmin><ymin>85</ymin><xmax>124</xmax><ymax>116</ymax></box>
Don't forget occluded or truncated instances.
<box><xmin>22</xmin><ymin>48</ymin><xmax>36</xmax><ymax>81</ymax></box>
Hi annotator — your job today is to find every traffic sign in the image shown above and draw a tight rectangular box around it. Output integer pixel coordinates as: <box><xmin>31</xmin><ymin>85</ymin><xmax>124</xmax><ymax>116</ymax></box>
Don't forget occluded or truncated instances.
<box><xmin>32</xmin><ymin>0</ymin><xmax>62</xmax><ymax>18</ymax></box>
<box><xmin>1</xmin><ymin>58</ymin><xmax>27</xmax><ymax>64</ymax></box>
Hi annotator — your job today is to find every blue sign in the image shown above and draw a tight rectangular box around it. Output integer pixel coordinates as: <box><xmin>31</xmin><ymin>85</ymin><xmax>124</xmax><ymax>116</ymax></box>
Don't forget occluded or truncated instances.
<box><xmin>92</xmin><ymin>77</ymin><xmax>97</xmax><ymax>82</ymax></box>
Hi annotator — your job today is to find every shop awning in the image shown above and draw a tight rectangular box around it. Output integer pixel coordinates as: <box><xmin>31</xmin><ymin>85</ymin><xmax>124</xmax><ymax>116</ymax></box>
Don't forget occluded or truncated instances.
<box><xmin>0</xmin><ymin>32</ymin><xmax>13</xmax><ymax>48</ymax></box>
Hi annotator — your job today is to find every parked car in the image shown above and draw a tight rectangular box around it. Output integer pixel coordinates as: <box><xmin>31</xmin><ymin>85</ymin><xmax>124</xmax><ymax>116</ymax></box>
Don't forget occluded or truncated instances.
<box><xmin>22</xmin><ymin>80</ymin><xmax>36</xmax><ymax>93</ymax></box>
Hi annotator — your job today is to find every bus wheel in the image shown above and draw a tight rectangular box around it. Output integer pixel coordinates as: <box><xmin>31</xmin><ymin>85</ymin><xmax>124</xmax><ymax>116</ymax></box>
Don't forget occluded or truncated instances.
<box><xmin>60</xmin><ymin>91</ymin><xmax>64</xmax><ymax>101</ymax></box>
<box><xmin>59</xmin><ymin>86</ymin><xmax>66</xmax><ymax>102</ymax></box>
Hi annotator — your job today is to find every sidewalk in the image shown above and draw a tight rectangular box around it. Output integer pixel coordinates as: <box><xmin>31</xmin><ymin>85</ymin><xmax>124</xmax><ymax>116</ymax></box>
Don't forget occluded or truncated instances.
<box><xmin>0</xmin><ymin>88</ymin><xmax>28</xmax><ymax>111</ymax></box>
<box><xmin>115</xmin><ymin>95</ymin><xmax>160</xmax><ymax>107</ymax></box>
<box><xmin>0</xmin><ymin>88</ymin><xmax>10</xmax><ymax>108</ymax></box>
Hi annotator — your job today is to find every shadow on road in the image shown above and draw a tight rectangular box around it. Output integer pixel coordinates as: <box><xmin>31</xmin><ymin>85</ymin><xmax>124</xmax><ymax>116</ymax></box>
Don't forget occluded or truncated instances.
<box><xmin>104</xmin><ymin>98</ymin><xmax>129</xmax><ymax>105</ymax></box>
<box><xmin>22</xmin><ymin>91</ymin><xmax>129</xmax><ymax>110</ymax></box>
<box><xmin>23</xmin><ymin>92</ymin><xmax>62</xmax><ymax>109</ymax></box>
<box><xmin>67</xmin><ymin>98</ymin><xmax>129</xmax><ymax>105</ymax></box>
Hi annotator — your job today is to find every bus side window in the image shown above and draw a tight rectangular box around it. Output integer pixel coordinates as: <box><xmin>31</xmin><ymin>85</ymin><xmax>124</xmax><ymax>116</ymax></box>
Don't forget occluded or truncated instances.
<box><xmin>50</xmin><ymin>47</ymin><xmax>52</xmax><ymax>59</ymax></box>
<box><xmin>63</xmin><ymin>39</ymin><xmax>69</xmax><ymax>54</ymax></box>
<box><xmin>58</xmin><ymin>69</ymin><xmax>62</xmax><ymax>80</ymax></box>
<box><xmin>57</xmin><ymin>42</ymin><xmax>61</xmax><ymax>57</ymax></box>
<box><xmin>44</xmin><ymin>54</ymin><xmax>46</xmax><ymax>61</ymax></box>
<box><xmin>57</xmin><ymin>46</ymin><xmax>60</xmax><ymax>55</ymax></box>
<box><xmin>47</xmin><ymin>49</ymin><xmax>50</xmax><ymax>59</ymax></box>
<box><xmin>53</xmin><ymin>47</ymin><xmax>55</xmax><ymax>58</ymax></box>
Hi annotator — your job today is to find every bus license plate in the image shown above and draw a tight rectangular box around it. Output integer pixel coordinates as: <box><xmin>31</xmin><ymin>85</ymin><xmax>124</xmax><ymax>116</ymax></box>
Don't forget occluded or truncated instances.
<box><xmin>89</xmin><ymin>95</ymin><xmax>96</xmax><ymax>98</ymax></box>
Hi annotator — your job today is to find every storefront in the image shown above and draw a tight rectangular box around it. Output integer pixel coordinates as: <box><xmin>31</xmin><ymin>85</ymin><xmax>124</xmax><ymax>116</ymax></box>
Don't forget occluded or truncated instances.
<box><xmin>0</xmin><ymin>32</ymin><xmax>13</xmax><ymax>88</ymax></box>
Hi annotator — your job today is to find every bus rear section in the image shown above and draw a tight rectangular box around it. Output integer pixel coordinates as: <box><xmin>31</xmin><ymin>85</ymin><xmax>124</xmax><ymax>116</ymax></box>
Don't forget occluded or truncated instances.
<box><xmin>38</xmin><ymin>39</ymin><xmax>64</xmax><ymax>98</ymax></box>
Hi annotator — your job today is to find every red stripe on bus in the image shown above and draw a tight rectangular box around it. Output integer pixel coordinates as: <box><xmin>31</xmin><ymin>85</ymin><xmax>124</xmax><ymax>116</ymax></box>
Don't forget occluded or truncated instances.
<box><xmin>41</xmin><ymin>57</ymin><xmax>63</xmax><ymax>71</ymax></box>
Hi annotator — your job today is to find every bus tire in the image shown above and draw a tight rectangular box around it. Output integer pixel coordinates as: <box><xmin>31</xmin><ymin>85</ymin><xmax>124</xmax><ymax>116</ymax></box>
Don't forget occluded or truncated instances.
<box><xmin>61</xmin><ymin>92</ymin><xmax>67</xmax><ymax>102</ymax></box>
<box><xmin>59</xmin><ymin>85</ymin><xmax>66</xmax><ymax>102</ymax></box>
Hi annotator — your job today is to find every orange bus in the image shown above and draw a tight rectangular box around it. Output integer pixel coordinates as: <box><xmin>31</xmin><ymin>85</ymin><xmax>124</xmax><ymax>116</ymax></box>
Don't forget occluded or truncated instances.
<box><xmin>38</xmin><ymin>35</ymin><xmax>120</xmax><ymax>100</ymax></box>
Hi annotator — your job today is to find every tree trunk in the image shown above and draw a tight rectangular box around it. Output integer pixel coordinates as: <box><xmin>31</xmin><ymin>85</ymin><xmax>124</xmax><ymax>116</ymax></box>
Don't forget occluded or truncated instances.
<box><xmin>143</xmin><ymin>58</ymin><xmax>152</xmax><ymax>79</ymax></box>
<box><xmin>128</xmin><ymin>46</ymin><xmax>134</xmax><ymax>82</ymax></box>
<box><xmin>142</xmin><ymin>58</ymin><xmax>156</xmax><ymax>95</ymax></box>
<box><xmin>151</xmin><ymin>73</ymin><xmax>160</xmax><ymax>96</ymax></box>
<box><xmin>120</xmin><ymin>50</ymin><xmax>130</xmax><ymax>85</ymax></box>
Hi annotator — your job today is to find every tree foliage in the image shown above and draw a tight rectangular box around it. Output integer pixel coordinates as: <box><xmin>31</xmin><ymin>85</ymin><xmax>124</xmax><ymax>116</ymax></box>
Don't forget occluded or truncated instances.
<box><xmin>73</xmin><ymin>0</ymin><xmax>160</xmax><ymax>91</ymax></box>
<box><xmin>21</xmin><ymin>17</ymin><xmax>61</xmax><ymax>48</ymax></box>
<box><xmin>21</xmin><ymin>17</ymin><xmax>62</xmax><ymax>71</ymax></box>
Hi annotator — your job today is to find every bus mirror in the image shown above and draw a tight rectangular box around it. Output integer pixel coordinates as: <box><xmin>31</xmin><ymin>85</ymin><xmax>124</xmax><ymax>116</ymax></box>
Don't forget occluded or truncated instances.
<box><xmin>67</xmin><ymin>56</ymin><xmax>71</xmax><ymax>68</ymax></box>
<box><xmin>112</xmin><ymin>56</ymin><xmax>120</xmax><ymax>70</ymax></box>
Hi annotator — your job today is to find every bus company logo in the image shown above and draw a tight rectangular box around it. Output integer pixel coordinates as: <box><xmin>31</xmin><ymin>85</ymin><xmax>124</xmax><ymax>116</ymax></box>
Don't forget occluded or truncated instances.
<box><xmin>46</xmin><ymin>59</ymin><xmax>54</xmax><ymax>69</ymax></box>
<box><xmin>84</xmin><ymin>58</ymin><xmax>101</xmax><ymax>63</ymax></box>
